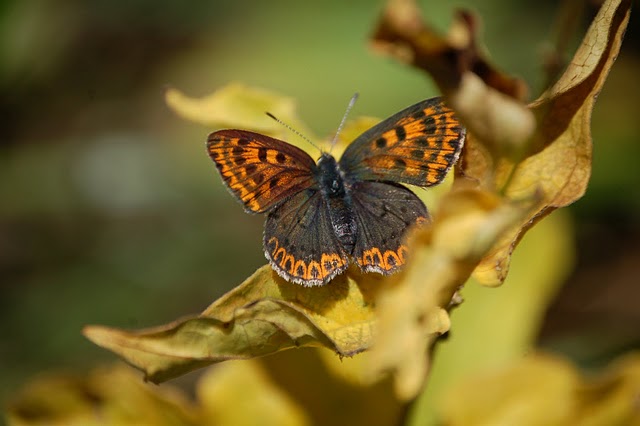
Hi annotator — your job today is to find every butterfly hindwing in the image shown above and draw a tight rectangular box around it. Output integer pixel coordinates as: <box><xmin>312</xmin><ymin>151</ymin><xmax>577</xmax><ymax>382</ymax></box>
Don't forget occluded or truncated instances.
<box><xmin>339</xmin><ymin>97</ymin><xmax>465</xmax><ymax>187</ymax></box>
<box><xmin>207</xmin><ymin>129</ymin><xmax>317</xmax><ymax>213</ymax></box>
<box><xmin>349</xmin><ymin>181</ymin><xmax>428</xmax><ymax>274</ymax></box>
<box><xmin>264</xmin><ymin>189</ymin><xmax>349</xmax><ymax>286</ymax></box>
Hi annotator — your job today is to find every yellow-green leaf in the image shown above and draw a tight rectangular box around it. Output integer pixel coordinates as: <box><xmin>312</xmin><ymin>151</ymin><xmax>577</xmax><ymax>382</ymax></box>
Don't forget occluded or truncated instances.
<box><xmin>197</xmin><ymin>360</ymin><xmax>309</xmax><ymax>426</ymax></box>
<box><xmin>165</xmin><ymin>82</ymin><xmax>314</xmax><ymax>141</ymax></box>
<box><xmin>83</xmin><ymin>265</ymin><xmax>380</xmax><ymax>383</ymax></box>
<box><xmin>6</xmin><ymin>364</ymin><xmax>197</xmax><ymax>426</ymax></box>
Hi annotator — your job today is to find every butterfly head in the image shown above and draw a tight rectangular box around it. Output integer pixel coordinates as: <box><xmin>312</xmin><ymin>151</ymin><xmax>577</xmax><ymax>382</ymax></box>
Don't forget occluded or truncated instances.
<box><xmin>315</xmin><ymin>153</ymin><xmax>344</xmax><ymax>195</ymax></box>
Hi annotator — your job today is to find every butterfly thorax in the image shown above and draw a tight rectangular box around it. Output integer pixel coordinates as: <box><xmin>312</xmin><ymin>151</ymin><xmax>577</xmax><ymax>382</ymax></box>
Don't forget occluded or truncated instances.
<box><xmin>315</xmin><ymin>153</ymin><xmax>357</xmax><ymax>253</ymax></box>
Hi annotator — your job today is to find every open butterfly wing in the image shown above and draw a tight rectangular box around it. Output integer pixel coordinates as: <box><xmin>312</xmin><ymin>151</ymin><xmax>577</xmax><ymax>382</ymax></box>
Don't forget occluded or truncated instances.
<box><xmin>207</xmin><ymin>130</ymin><xmax>317</xmax><ymax>213</ymax></box>
<box><xmin>264</xmin><ymin>190</ymin><xmax>349</xmax><ymax>286</ymax></box>
<box><xmin>349</xmin><ymin>181</ymin><xmax>428</xmax><ymax>274</ymax></box>
<box><xmin>339</xmin><ymin>97</ymin><xmax>465</xmax><ymax>187</ymax></box>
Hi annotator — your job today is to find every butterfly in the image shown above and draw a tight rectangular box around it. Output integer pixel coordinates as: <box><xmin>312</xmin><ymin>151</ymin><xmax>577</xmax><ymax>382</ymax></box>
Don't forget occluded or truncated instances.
<box><xmin>207</xmin><ymin>96</ymin><xmax>465</xmax><ymax>286</ymax></box>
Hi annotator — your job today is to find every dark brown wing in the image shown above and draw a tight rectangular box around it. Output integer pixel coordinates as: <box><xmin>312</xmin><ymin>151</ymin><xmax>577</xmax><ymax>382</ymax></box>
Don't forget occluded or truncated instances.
<box><xmin>349</xmin><ymin>181</ymin><xmax>428</xmax><ymax>274</ymax></box>
<box><xmin>264</xmin><ymin>189</ymin><xmax>349</xmax><ymax>286</ymax></box>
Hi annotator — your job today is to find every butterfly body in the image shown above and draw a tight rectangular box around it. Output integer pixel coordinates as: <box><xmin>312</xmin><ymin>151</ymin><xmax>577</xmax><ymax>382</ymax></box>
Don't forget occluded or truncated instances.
<box><xmin>207</xmin><ymin>97</ymin><xmax>465</xmax><ymax>286</ymax></box>
<box><xmin>315</xmin><ymin>153</ymin><xmax>357</xmax><ymax>253</ymax></box>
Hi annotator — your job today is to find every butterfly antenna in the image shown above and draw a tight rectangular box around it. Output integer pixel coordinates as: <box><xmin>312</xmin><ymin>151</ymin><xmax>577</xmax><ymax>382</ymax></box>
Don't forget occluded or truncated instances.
<box><xmin>265</xmin><ymin>112</ymin><xmax>322</xmax><ymax>153</ymax></box>
<box><xmin>330</xmin><ymin>92</ymin><xmax>359</xmax><ymax>153</ymax></box>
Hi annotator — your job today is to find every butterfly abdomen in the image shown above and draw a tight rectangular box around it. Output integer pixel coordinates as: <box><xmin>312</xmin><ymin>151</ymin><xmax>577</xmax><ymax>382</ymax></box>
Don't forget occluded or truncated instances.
<box><xmin>316</xmin><ymin>154</ymin><xmax>357</xmax><ymax>253</ymax></box>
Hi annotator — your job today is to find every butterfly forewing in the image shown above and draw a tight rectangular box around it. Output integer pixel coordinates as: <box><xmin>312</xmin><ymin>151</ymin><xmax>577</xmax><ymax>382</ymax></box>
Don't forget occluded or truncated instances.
<box><xmin>339</xmin><ymin>97</ymin><xmax>465</xmax><ymax>187</ymax></box>
<box><xmin>207</xmin><ymin>130</ymin><xmax>317</xmax><ymax>213</ymax></box>
<box><xmin>348</xmin><ymin>181</ymin><xmax>428</xmax><ymax>274</ymax></box>
<box><xmin>264</xmin><ymin>190</ymin><xmax>349</xmax><ymax>286</ymax></box>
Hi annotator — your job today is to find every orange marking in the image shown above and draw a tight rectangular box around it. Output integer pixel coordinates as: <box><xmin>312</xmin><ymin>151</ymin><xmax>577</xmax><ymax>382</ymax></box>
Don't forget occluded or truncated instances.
<box><xmin>307</xmin><ymin>261</ymin><xmax>322</xmax><ymax>280</ymax></box>
<box><xmin>397</xmin><ymin>245</ymin><xmax>409</xmax><ymax>263</ymax></box>
<box><xmin>383</xmin><ymin>250</ymin><xmax>401</xmax><ymax>270</ymax></box>
<box><xmin>402</xmin><ymin>121</ymin><xmax>426</xmax><ymax>136</ymax></box>
<box><xmin>320</xmin><ymin>253</ymin><xmax>344</xmax><ymax>277</ymax></box>
<box><xmin>267</xmin><ymin>236</ymin><xmax>347</xmax><ymax>283</ymax></box>
<box><xmin>361</xmin><ymin>247</ymin><xmax>383</xmax><ymax>266</ymax></box>
<box><xmin>293</xmin><ymin>260</ymin><xmax>307</xmax><ymax>278</ymax></box>
<box><xmin>273</xmin><ymin>247</ymin><xmax>287</xmax><ymax>263</ymax></box>
<box><xmin>267</xmin><ymin>237</ymin><xmax>279</xmax><ymax>251</ymax></box>
<box><xmin>280</xmin><ymin>253</ymin><xmax>295</xmax><ymax>273</ymax></box>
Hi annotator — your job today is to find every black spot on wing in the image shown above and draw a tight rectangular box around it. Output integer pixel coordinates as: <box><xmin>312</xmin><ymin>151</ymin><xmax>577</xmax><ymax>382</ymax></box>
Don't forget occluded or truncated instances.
<box><xmin>423</xmin><ymin>116</ymin><xmax>436</xmax><ymax>132</ymax></box>
<box><xmin>394</xmin><ymin>158</ymin><xmax>407</xmax><ymax>169</ymax></box>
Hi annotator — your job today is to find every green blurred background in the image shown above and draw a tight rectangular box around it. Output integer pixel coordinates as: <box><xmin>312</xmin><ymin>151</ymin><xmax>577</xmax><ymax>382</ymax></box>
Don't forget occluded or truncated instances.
<box><xmin>1</xmin><ymin>0</ymin><xmax>638</xmax><ymax>409</ymax></box>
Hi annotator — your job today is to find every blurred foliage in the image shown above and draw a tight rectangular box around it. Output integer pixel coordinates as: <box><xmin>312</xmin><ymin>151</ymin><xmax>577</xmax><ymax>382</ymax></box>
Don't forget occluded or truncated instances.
<box><xmin>438</xmin><ymin>352</ymin><xmax>640</xmax><ymax>425</ymax></box>
<box><xmin>8</xmin><ymin>351</ymin><xmax>640</xmax><ymax>425</ymax></box>
<box><xmin>1</xmin><ymin>0</ymin><xmax>639</xmax><ymax>424</ymax></box>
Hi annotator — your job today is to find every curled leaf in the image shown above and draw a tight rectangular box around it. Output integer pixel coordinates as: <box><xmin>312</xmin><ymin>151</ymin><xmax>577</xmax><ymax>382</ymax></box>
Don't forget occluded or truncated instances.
<box><xmin>368</xmin><ymin>188</ymin><xmax>536</xmax><ymax>399</ymax></box>
<box><xmin>469</xmin><ymin>0</ymin><xmax>631</xmax><ymax>285</ymax></box>
<box><xmin>371</xmin><ymin>1</ymin><xmax>527</xmax><ymax>100</ymax></box>
<box><xmin>371</xmin><ymin>0</ymin><xmax>535</xmax><ymax>156</ymax></box>
<box><xmin>373</xmin><ymin>0</ymin><xmax>630</xmax><ymax>286</ymax></box>
<box><xmin>409</xmin><ymin>211</ymin><xmax>575</xmax><ymax>423</ymax></box>
<box><xmin>83</xmin><ymin>266</ymin><xmax>380</xmax><ymax>383</ymax></box>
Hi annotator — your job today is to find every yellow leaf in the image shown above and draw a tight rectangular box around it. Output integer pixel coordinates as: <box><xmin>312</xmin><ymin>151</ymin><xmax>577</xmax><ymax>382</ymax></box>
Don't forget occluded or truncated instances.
<box><xmin>198</xmin><ymin>360</ymin><xmax>309</xmax><ymax>426</ymax></box>
<box><xmin>165</xmin><ymin>82</ymin><xmax>315</xmax><ymax>142</ymax></box>
<box><xmin>408</xmin><ymin>211</ymin><xmax>575</xmax><ymax>424</ymax></box>
<box><xmin>259</xmin><ymin>348</ymin><xmax>404</xmax><ymax>426</ymax></box>
<box><xmin>440</xmin><ymin>353</ymin><xmax>581</xmax><ymax>425</ymax></box>
<box><xmin>6</xmin><ymin>364</ymin><xmax>196</xmax><ymax>426</ymax></box>
<box><xmin>83</xmin><ymin>265</ymin><xmax>380</xmax><ymax>383</ymax></box>
<box><xmin>576</xmin><ymin>353</ymin><xmax>640</xmax><ymax>426</ymax></box>
<box><xmin>437</xmin><ymin>352</ymin><xmax>640</xmax><ymax>426</ymax></box>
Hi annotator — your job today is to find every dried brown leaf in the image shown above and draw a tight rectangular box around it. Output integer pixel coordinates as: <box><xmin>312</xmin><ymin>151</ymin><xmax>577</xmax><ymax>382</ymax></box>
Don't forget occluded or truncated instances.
<box><xmin>373</xmin><ymin>0</ymin><xmax>536</xmax><ymax>159</ymax></box>
<box><xmin>471</xmin><ymin>0</ymin><xmax>631</xmax><ymax>285</ymax></box>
